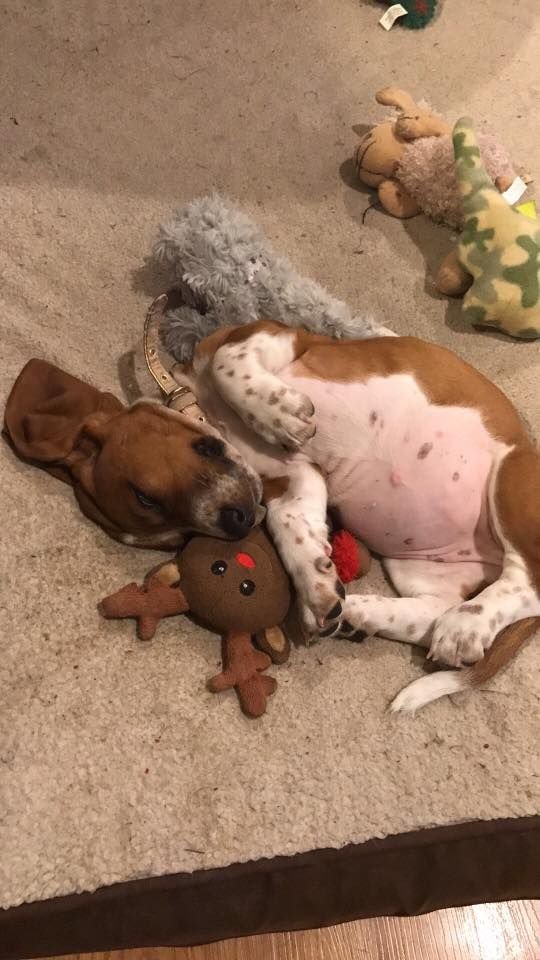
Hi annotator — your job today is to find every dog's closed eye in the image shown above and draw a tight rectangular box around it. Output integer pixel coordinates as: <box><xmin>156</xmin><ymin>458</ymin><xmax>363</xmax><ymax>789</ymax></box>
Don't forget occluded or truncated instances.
<box><xmin>130</xmin><ymin>484</ymin><xmax>162</xmax><ymax>511</ymax></box>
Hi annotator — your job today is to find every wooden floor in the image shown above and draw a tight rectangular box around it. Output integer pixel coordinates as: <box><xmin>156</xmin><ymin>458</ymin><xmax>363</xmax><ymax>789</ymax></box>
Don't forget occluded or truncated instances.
<box><xmin>48</xmin><ymin>900</ymin><xmax>540</xmax><ymax>960</ymax></box>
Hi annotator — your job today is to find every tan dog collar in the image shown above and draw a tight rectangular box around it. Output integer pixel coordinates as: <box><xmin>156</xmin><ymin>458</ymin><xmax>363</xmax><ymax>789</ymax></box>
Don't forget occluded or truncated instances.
<box><xmin>144</xmin><ymin>293</ymin><xmax>206</xmax><ymax>422</ymax></box>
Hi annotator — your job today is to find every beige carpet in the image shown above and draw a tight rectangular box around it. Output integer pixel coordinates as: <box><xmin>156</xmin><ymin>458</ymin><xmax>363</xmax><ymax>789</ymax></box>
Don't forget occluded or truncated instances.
<box><xmin>1</xmin><ymin>0</ymin><xmax>539</xmax><ymax>911</ymax></box>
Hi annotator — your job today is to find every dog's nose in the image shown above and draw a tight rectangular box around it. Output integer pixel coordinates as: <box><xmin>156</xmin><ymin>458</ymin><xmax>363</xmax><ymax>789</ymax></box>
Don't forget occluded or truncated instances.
<box><xmin>219</xmin><ymin>506</ymin><xmax>256</xmax><ymax>538</ymax></box>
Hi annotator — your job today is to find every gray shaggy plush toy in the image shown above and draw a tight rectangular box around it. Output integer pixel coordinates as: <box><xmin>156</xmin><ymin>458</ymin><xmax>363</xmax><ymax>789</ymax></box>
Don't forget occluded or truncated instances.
<box><xmin>153</xmin><ymin>195</ymin><xmax>394</xmax><ymax>364</ymax></box>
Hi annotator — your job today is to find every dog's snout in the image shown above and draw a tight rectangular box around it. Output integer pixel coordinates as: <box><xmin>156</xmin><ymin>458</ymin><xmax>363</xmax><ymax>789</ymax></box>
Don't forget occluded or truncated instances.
<box><xmin>219</xmin><ymin>505</ymin><xmax>256</xmax><ymax>538</ymax></box>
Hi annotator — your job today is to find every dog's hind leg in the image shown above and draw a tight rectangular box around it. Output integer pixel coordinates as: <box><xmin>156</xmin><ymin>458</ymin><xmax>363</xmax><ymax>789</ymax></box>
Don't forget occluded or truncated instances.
<box><xmin>428</xmin><ymin>447</ymin><xmax>540</xmax><ymax>668</ymax></box>
<box><xmin>339</xmin><ymin>558</ymin><xmax>497</xmax><ymax>646</ymax></box>
<box><xmin>375</xmin><ymin>451</ymin><xmax>539</xmax><ymax>714</ymax></box>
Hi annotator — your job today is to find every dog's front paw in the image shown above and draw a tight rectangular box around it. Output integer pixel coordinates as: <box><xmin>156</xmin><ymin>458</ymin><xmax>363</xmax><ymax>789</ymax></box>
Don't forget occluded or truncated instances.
<box><xmin>337</xmin><ymin>594</ymin><xmax>388</xmax><ymax>638</ymax></box>
<box><xmin>248</xmin><ymin>386</ymin><xmax>315</xmax><ymax>451</ymax></box>
<box><xmin>296</xmin><ymin>558</ymin><xmax>345</xmax><ymax>640</ymax></box>
<box><xmin>429</xmin><ymin>604</ymin><xmax>494</xmax><ymax>667</ymax></box>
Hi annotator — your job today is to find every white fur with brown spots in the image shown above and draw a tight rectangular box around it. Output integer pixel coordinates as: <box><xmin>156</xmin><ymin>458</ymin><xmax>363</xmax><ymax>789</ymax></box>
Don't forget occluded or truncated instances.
<box><xmin>182</xmin><ymin>321</ymin><xmax>539</xmax><ymax>711</ymax></box>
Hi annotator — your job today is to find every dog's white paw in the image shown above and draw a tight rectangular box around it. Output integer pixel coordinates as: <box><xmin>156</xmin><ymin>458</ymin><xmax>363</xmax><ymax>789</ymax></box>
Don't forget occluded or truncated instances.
<box><xmin>247</xmin><ymin>386</ymin><xmax>315</xmax><ymax>450</ymax></box>
<box><xmin>293</xmin><ymin>555</ymin><xmax>345</xmax><ymax>638</ymax></box>
<box><xmin>428</xmin><ymin>603</ymin><xmax>494</xmax><ymax>667</ymax></box>
<box><xmin>338</xmin><ymin>595</ymin><xmax>390</xmax><ymax>638</ymax></box>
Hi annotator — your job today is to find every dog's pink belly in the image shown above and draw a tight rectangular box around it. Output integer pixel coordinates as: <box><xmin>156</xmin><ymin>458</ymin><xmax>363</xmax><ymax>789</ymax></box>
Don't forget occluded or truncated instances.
<box><xmin>333</xmin><ymin>459</ymin><xmax>499</xmax><ymax>563</ymax></box>
<box><xmin>284</xmin><ymin>370</ymin><xmax>504</xmax><ymax>565</ymax></box>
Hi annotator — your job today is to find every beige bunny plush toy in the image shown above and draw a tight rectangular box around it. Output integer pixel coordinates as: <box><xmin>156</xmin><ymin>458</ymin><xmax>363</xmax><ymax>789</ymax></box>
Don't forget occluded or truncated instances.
<box><xmin>355</xmin><ymin>88</ymin><xmax>520</xmax><ymax>295</ymax></box>
<box><xmin>355</xmin><ymin>87</ymin><xmax>516</xmax><ymax>228</ymax></box>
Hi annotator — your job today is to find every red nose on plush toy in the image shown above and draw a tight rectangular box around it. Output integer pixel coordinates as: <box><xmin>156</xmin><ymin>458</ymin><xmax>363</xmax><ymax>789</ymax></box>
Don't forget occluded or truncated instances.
<box><xmin>236</xmin><ymin>551</ymin><xmax>255</xmax><ymax>569</ymax></box>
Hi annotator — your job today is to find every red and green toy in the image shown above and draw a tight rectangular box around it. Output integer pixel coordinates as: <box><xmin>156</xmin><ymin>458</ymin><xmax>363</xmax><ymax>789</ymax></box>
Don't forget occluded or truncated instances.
<box><xmin>380</xmin><ymin>0</ymin><xmax>438</xmax><ymax>29</ymax></box>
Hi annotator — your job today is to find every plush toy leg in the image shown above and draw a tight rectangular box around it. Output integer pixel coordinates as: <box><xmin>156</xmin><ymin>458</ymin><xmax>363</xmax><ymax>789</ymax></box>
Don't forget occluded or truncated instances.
<box><xmin>436</xmin><ymin>248</ymin><xmax>473</xmax><ymax>297</ymax></box>
<box><xmin>207</xmin><ymin>632</ymin><xmax>277</xmax><ymax>718</ymax></box>
<box><xmin>377</xmin><ymin>179</ymin><xmax>421</xmax><ymax>218</ymax></box>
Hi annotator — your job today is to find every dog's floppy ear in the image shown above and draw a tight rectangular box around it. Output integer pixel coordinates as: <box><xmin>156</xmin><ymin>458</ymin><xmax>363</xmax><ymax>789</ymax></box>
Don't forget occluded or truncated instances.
<box><xmin>4</xmin><ymin>358</ymin><xmax>124</xmax><ymax>472</ymax></box>
<box><xmin>78</xmin><ymin>410</ymin><xmax>118</xmax><ymax>450</ymax></box>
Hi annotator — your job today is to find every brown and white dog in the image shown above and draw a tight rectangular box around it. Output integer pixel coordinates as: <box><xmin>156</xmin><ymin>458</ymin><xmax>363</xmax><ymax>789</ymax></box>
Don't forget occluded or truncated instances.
<box><xmin>23</xmin><ymin>324</ymin><xmax>533</xmax><ymax>710</ymax></box>
<box><xmin>168</xmin><ymin>319</ymin><xmax>539</xmax><ymax>712</ymax></box>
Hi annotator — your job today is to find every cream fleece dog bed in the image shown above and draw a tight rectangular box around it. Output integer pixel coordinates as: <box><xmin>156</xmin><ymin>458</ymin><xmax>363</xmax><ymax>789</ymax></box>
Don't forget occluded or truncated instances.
<box><xmin>2</xmin><ymin>0</ymin><xmax>540</xmax><ymax>952</ymax></box>
<box><xmin>2</xmin><ymin>418</ymin><xmax>540</xmax><ymax>956</ymax></box>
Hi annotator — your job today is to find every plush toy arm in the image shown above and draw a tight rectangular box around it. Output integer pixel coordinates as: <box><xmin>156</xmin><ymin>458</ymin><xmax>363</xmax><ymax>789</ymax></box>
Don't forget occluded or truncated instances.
<box><xmin>98</xmin><ymin>569</ymin><xmax>188</xmax><ymax>641</ymax></box>
<box><xmin>98</xmin><ymin>583</ymin><xmax>150</xmax><ymax>635</ymax></box>
<box><xmin>207</xmin><ymin>632</ymin><xmax>277</xmax><ymax>718</ymax></box>
<box><xmin>378</xmin><ymin>180</ymin><xmax>421</xmax><ymax>218</ymax></box>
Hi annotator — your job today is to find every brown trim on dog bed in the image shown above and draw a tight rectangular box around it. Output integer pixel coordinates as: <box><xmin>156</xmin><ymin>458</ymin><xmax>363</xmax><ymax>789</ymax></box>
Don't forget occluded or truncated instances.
<box><xmin>2</xmin><ymin>816</ymin><xmax>539</xmax><ymax>959</ymax></box>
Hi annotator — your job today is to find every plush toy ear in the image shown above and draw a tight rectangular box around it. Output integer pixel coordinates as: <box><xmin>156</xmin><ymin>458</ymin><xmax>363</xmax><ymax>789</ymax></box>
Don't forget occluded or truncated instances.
<box><xmin>279</xmin><ymin>599</ymin><xmax>311</xmax><ymax>649</ymax></box>
<box><xmin>144</xmin><ymin>560</ymin><xmax>182</xmax><ymax>589</ymax></box>
<box><xmin>376</xmin><ymin>87</ymin><xmax>419</xmax><ymax>115</ymax></box>
<box><xmin>255</xmin><ymin>625</ymin><xmax>290</xmax><ymax>665</ymax></box>
<box><xmin>376</xmin><ymin>88</ymin><xmax>450</xmax><ymax>141</ymax></box>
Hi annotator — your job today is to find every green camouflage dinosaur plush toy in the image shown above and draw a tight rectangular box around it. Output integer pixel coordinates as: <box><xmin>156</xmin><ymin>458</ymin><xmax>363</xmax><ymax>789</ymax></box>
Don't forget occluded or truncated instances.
<box><xmin>449</xmin><ymin>117</ymin><xmax>540</xmax><ymax>340</ymax></box>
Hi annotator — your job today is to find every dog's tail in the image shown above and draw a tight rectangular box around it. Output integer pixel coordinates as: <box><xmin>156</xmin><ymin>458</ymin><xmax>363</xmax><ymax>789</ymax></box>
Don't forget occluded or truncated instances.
<box><xmin>390</xmin><ymin>617</ymin><xmax>538</xmax><ymax>714</ymax></box>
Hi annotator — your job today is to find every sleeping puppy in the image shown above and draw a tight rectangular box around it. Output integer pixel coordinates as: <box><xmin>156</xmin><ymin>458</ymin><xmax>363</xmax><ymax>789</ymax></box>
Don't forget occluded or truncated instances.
<box><xmin>7</xmin><ymin>341</ymin><xmax>537</xmax><ymax>711</ymax></box>
<box><xmin>4</xmin><ymin>359</ymin><xmax>263</xmax><ymax>550</ymax></box>
<box><xmin>176</xmin><ymin>320</ymin><xmax>539</xmax><ymax>711</ymax></box>
<box><xmin>78</xmin><ymin>403</ymin><xmax>264</xmax><ymax>548</ymax></box>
